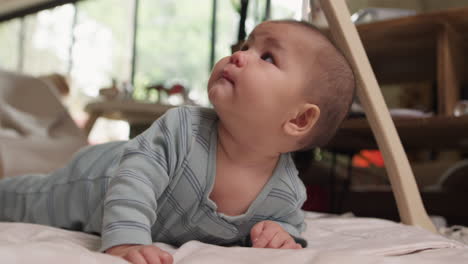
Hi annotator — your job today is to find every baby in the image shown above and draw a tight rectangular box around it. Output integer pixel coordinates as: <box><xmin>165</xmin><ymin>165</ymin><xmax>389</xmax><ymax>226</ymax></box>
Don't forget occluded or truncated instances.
<box><xmin>0</xmin><ymin>20</ymin><xmax>354</xmax><ymax>264</ymax></box>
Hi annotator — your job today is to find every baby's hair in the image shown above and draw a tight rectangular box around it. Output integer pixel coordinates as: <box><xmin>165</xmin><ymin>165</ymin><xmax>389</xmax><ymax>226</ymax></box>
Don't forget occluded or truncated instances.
<box><xmin>270</xmin><ymin>19</ymin><xmax>356</xmax><ymax>150</ymax></box>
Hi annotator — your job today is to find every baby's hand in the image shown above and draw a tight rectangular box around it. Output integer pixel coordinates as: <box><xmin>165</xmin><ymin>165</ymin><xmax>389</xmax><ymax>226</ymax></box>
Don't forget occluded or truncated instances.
<box><xmin>105</xmin><ymin>244</ymin><xmax>173</xmax><ymax>264</ymax></box>
<box><xmin>250</xmin><ymin>220</ymin><xmax>302</xmax><ymax>249</ymax></box>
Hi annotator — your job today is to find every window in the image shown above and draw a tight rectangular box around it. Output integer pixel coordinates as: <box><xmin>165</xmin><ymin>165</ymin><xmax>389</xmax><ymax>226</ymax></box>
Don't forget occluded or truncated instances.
<box><xmin>22</xmin><ymin>4</ymin><xmax>74</xmax><ymax>76</ymax></box>
<box><xmin>243</xmin><ymin>0</ymin><xmax>304</xmax><ymax>37</ymax></box>
<box><xmin>134</xmin><ymin>0</ymin><xmax>212</xmax><ymax>106</ymax></box>
<box><xmin>0</xmin><ymin>18</ymin><xmax>21</xmax><ymax>71</ymax></box>
<box><xmin>270</xmin><ymin>0</ymin><xmax>304</xmax><ymax>20</ymax></box>
<box><xmin>214</xmin><ymin>0</ymin><xmax>238</xmax><ymax>63</ymax></box>
<box><xmin>71</xmin><ymin>0</ymin><xmax>134</xmax><ymax>98</ymax></box>
<box><xmin>68</xmin><ymin>0</ymin><xmax>135</xmax><ymax>143</ymax></box>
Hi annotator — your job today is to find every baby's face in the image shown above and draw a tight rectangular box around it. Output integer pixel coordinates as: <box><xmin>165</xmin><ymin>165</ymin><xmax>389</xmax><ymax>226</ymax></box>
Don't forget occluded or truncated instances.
<box><xmin>208</xmin><ymin>21</ymin><xmax>317</xmax><ymax>130</ymax></box>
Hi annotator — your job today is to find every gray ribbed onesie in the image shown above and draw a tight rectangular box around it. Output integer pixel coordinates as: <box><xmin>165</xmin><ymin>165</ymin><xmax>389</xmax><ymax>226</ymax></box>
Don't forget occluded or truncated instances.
<box><xmin>0</xmin><ymin>106</ymin><xmax>307</xmax><ymax>251</ymax></box>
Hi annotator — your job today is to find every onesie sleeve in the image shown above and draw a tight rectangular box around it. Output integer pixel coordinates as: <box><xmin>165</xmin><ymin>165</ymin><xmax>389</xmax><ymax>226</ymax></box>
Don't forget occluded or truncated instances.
<box><xmin>271</xmin><ymin>156</ymin><xmax>308</xmax><ymax>248</ymax></box>
<box><xmin>99</xmin><ymin>107</ymin><xmax>191</xmax><ymax>252</ymax></box>
<box><xmin>241</xmin><ymin>172</ymin><xmax>309</xmax><ymax>248</ymax></box>
<box><xmin>274</xmin><ymin>209</ymin><xmax>308</xmax><ymax>248</ymax></box>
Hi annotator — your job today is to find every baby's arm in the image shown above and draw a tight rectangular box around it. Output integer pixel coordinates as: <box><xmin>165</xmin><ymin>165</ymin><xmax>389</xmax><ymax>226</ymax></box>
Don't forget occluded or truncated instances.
<box><xmin>102</xmin><ymin>162</ymin><xmax>172</xmax><ymax>264</ymax></box>
<box><xmin>250</xmin><ymin>221</ymin><xmax>303</xmax><ymax>249</ymax></box>
<box><xmin>106</xmin><ymin>244</ymin><xmax>173</xmax><ymax>264</ymax></box>
<box><xmin>249</xmin><ymin>180</ymin><xmax>308</xmax><ymax>249</ymax></box>
<box><xmin>99</xmin><ymin>141</ymin><xmax>168</xmax><ymax>252</ymax></box>
<box><xmin>100</xmin><ymin>108</ymin><xmax>190</xmax><ymax>263</ymax></box>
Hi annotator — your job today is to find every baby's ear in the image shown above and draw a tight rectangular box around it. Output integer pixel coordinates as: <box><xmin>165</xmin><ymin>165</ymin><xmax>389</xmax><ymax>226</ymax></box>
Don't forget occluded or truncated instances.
<box><xmin>283</xmin><ymin>103</ymin><xmax>320</xmax><ymax>137</ymax></box>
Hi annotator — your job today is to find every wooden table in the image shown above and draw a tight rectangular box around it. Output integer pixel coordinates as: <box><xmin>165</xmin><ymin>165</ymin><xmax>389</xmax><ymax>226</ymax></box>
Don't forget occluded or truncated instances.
<box><xmin>83</xmin><ymin>99</ymin><xmax>173</xmax><ymax>136</ymax></box>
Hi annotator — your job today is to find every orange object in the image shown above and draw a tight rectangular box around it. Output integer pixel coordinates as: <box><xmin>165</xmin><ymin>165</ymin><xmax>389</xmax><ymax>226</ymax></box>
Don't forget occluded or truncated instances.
<box><xmin>353</xmin><ymin>150</ymin><xmax>384</xmax><ymax>168</ymax></box>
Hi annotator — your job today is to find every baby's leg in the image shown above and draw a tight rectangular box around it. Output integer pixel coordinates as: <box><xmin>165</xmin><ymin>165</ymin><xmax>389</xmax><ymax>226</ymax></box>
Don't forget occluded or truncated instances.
<box><xmin>0</xmin><ymin>142</ymin><xmax>122</xmax><ymax>229</ymax></box>
<box><xmin>0</xmin><ymin>173</ymin><xmax>51</xmax><ymax>222</ymax></box>
<box><xmin>0</xmin><ymin>164</ymin><xmax>76</xmax><ymax>226</ymax></box>
<box><xmin>0</xmin><ymin>144</ymin><xmax>97</xmax><ymax>223</ymax></box>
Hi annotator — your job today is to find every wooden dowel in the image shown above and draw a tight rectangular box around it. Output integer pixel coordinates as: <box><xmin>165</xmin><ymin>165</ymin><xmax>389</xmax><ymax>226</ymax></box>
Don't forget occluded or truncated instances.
<box><xmin>317</xmin><ymin>0</ymin><xmax>436</xmax><ymax>233</ymax></box>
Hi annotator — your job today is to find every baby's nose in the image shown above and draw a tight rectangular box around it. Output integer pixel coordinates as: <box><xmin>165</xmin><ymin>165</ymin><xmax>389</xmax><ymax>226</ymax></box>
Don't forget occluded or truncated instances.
<box><xmin>230</xmin><ymin>51</ymin><xmax>247</xmax><ymax>67</ymax></box>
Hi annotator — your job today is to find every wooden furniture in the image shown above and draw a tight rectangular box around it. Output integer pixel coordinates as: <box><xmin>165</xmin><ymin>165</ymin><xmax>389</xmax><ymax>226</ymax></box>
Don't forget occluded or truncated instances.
<box><xmin>83</xmin><ymin>99</ymin><xmax>173</xmax><ymax>136</ymax></box>
<box><xmin>319</xmin><ymin>0</ymin><xmax>436</xmax><ymax>232</ymax></box>
<box><xmin>328</xmin><ymin>115</ymin><xmax>468</xmax><ymax>152</ymax></box>
<box><xmin>353</xmin><ymin>7</ymin><xmax>468</xmax><ymax>116</ymax></box>
<box><xmin>322</xmin><ymin>7</ymin><xmax>468</xmax><ymax>153</ymax></box>
<box><xmin>318</xmin><ymin>4</ymin><xmax>468</xmax><ymax>230</ymax></box>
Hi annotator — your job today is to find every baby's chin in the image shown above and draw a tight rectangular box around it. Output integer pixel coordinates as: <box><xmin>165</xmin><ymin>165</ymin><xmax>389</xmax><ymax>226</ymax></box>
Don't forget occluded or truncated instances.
<box><xmin>207</xmin><ymin>88</ymin><xmax>221</xmax><ymax>109</ymax></box>
<box><xmin>208</xmin><ymin>83</ymin><xmax>233</xmax><ymax>104</ymax></box>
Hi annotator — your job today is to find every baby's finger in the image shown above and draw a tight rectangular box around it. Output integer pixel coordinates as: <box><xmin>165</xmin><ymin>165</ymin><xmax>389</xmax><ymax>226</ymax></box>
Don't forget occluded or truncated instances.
<box><xmin>250</xmin><ymin>221</ymin><xmax>266</xmax><ymax>242</ymax></box>
<box><xmin>140</xmin><ymin>246</ymin><xmax>163</xmax><ymax>264</ymax></box>
<box><xmin>280</xmin><ymin>239</ymin><xmax>298</xmax><ymax>249</ymax></box>
<box><xmin>124</xmin><ymin>250</ymin><xmax>148</xmax><ymax>264</ymax></box>
<box><xmin>253</xmin><ymin>226</ymin><xmax>278</xmax><ymax>248</ymax></box>
<box><xmin>294</xmin><ymin>243</ymin><xmax>303</xmax><ymax>249</ymax></box>
<box><xmin>266</xmin><ymin>232</ymin><xmax>290</xmax><ymax>249</ymax></box>
<box><xmin>159</xmin><ymin>250</ymin><xmax>174</xmax><ymax>264</ymax></box>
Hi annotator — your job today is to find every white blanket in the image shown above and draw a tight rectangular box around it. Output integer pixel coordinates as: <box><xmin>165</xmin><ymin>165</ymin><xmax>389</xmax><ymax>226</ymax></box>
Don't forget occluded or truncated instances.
<box><xmin>1</xmin><ymin>212</ymin><xmax>467</xmax><ymax>264</ymax></box>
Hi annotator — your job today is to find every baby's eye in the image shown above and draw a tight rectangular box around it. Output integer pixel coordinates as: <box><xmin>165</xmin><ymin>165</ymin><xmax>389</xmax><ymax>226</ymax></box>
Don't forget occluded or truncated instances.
<box><xmin>261</xmin><ymin>53</ymin><xmax>275</xmax><ymax>64</ymax></box>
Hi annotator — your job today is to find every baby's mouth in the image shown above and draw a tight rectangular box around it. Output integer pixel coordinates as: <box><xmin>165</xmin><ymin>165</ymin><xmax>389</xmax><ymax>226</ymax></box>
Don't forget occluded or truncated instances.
<box><xmin>221</xmin><ymin>70</ymin><xmax>235</xmax><ymax>86</ymax></box>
